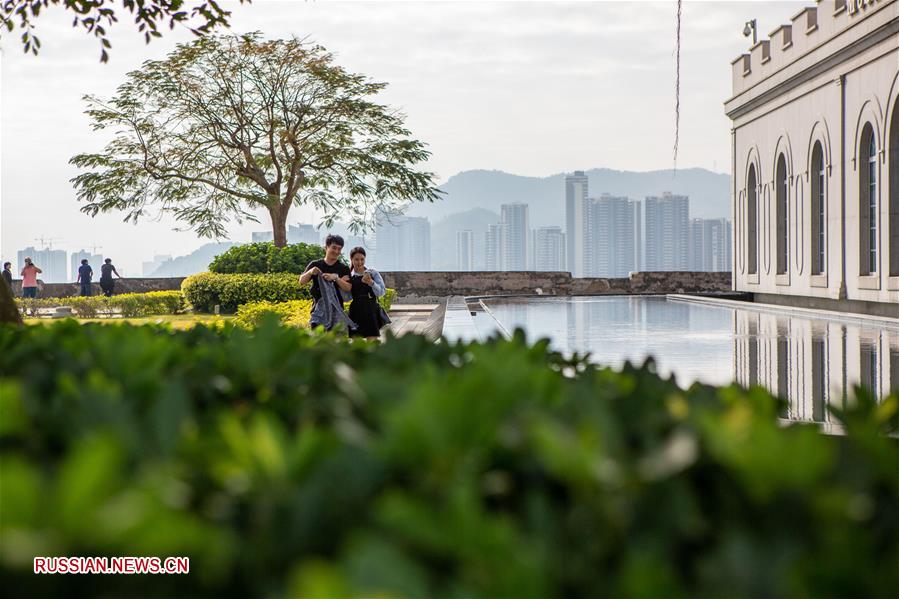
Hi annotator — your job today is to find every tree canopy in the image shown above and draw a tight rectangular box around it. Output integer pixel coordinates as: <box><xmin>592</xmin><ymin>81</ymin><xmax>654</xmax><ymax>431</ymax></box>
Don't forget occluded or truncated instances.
<box><xmin>1</xmin><ymin>0</ymin><xmax>245</xmax><ymax>62</ymax></box>
<box><xmin>70</xmin><ymin>32</ymin><xmax>441</xmax><ymax>246</ymax></box>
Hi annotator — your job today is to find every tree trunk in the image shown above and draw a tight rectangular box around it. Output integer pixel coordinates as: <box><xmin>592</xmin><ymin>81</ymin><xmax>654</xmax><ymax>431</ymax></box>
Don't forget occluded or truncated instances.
<box><xmin>270</xmin><ymin>206</ymin><xmax>289</xmax><ymax>248</ymax></box>
<box><xmin>0</xmin><ymin>279</ymin><xmax>23</xmax><ymax>324</ymax></box>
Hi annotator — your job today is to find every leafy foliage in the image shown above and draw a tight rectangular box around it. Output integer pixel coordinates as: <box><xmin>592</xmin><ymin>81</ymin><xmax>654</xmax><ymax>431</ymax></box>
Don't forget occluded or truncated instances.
<box><xmin>1</xmin><ymin>0</ymin><xmax>244</xmax><ymax>62</ymax></box>
<box><xmin>181</xmin><ymin>272</ymin><xmax>311</xmax><ymax>313</ymax></box>
<box><xmin>234</xmin><ymin>291</ymin><xmax>395</xmax><ymax>329</ymax></box>
<box><xmin>209</xmin><ymin>242</ymin><xmax>324</xmax><ymax>274</ymax></box>
<box><xmin>70</xmin><ymin>33</ymin><xmax>441</xmax><ymax>245</ymax></box>
<box><xmin>0</xmin><ymin>322</ymin><xmax>897</xmax><ymax>598</ymax></box>
<box><xmin>234</xmin><ymin>299</ymin><xmax>313</xmax><ymax>328</ymax></box>
<box><xmin>15</xmin><ymin>290</ymin><xmax>183</xmax><ymax>318</ymax></box>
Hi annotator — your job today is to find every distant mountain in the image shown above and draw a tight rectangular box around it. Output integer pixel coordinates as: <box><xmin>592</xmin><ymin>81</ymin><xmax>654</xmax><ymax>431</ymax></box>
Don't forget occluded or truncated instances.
<box><xmin>429</xmin><ymin>208</ymin><xmax>500</xmax><ymax>270</ymax></box>
<box><xmin>150</xmin><ymin>242</ymin><xmax>237</xmax><ymax>277</ymax></box>
<box><xmin>409</xmin><ymin>168</ymin><xmax>731</xmax><ymax>229</ymax></box>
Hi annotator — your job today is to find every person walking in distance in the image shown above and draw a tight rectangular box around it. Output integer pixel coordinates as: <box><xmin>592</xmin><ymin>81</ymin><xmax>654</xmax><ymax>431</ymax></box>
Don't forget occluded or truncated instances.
<box><xmin>77</xmin><ymin>258</ymin><xmax>93</xmax><ymax>296</ymax></box>
<box><xmin>99</xmin><ymin>258</ymin><xmax>121</xmax><ymax>297</ymax></box>
<box><xmin>20</xmin><ymin>257</ymin><xmax>41</xmax><ymax>298</ymax></box>
<box><xmin>2</xmin><ymin>262</ymin><xmax>13</xmax><ymax>290</ymax></box>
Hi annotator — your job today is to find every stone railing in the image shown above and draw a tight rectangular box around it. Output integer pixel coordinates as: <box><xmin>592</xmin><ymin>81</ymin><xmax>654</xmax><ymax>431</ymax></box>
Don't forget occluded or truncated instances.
<box><xmin>381</xmin><ymin>271</ymin><xmax>731</xmax><ymax>298</ymax></box>
<box><xmin>10</xmin><ymin>271</ymin><xmax>731</xmax><ymax>299</ymax></box>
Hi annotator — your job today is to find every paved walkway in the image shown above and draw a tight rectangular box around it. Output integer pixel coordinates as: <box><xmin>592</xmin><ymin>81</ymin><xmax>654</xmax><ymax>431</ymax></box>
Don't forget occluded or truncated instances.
<box><xmin>386</xmin><ymin>304</ymin><xmax>439</xmax><ymax>336</ymax></box>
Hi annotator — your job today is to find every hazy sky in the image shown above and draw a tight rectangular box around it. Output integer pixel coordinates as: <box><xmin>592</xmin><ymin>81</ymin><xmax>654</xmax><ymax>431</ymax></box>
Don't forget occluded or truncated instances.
<box><xmin>1</xmin><ymin>0</ymin><xmax>801</xmax><ymax>274</ymax></box>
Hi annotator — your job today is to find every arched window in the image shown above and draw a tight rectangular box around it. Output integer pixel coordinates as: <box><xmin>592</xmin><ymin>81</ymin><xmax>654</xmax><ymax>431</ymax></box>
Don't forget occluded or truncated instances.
<box><xmin>890</xmin><ymin>98</ymin><xmax>899</xmax><ymax>276</ymax></box>
<box><xmin>811</xmin><ymin>142</ymin><xmax>826</xmax><ymax>275</ymax></box>
<box><xmin>860</xmin><ymin>124</ymin><xmax>878</xmax><ymax>275</ymax></box>
<box><xmin>776</xmin><ymin>154</ymin><xmax>788</xmax><ymax>274</ymax></box>
<box><xmin>747</xmin><ymin>164</ymin><xmax>758</xmax><ymax>275</ymax></box>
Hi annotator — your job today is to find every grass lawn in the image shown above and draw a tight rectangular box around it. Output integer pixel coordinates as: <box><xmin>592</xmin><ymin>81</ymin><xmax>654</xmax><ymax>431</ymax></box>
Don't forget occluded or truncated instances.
<box><xmin>24</xmin><ymin>313</ymin><xmax>234</xmax><ymax>329</ymax></box>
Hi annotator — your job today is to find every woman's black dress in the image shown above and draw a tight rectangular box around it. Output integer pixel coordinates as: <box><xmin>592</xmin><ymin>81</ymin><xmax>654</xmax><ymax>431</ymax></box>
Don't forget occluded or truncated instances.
<box><xmin>348</xmin><ymin>273</ymin><xmax>384</xmax><ymax>337</ymax></box>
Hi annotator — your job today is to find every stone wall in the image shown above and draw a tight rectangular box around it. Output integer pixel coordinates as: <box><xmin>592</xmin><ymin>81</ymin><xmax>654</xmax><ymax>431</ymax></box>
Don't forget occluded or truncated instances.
<box><xmin>380</xmin><ymin>271</ymin><xmax>732</xmax><ymax>298</ymax></box>
<box><xmin>12</xmin><ymin>271</ymin><xmax>731</xmax><ymax>299</ymax></box>
<box><xmin>11</xmin><ymin>277</ymin><xmax>185</xmax><ymax>298</ymax></box>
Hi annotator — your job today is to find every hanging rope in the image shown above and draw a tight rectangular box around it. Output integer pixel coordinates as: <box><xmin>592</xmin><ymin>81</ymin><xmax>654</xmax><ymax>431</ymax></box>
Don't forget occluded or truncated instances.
<box><xmin>673</xmin><ymin>0</ymin><xmax>682</xmax><ymax>174</ymax></box>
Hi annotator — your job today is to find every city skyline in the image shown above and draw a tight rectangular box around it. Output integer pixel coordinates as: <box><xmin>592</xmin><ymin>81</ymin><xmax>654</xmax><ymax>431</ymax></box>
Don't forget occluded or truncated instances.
<box><xmin>1</xmin><ymin>1</ymin><xmax>799</xmax><ymax>274</ymax></box>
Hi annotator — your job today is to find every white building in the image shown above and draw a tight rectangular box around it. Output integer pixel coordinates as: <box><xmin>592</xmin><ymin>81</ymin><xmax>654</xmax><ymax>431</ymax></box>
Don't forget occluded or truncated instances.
<box><xmin>726</xmin><ymin>0</ymin><xmax>899</xmax><ymax>315</ymax></box>
<box><xmin>689</xmin><ymin>218</ymin><xmax>733</xmax><ymax>272</ymax></box>
<box><xmin>586</xmin><ymin>195</ymin><xmax>639</xmax><ymax>277</ymax></box>
<box><xmin>564</xmin><ymin>171</ymin><xmax>590</xmax><ymax>276</ymax></box>
<box><xmin>17</xmin><ymin>246</ymin><xmax>67</xmax><ymax>283</ymax></box>
<box><xmin>456</xmin><ymin>230</ymin><xmax>474</xmax><ymax>271</ymax></box>
<box><xmin>485</xmin><ymin>223</ymin><xmax>504</xmax><ymax>270</ymax></box>
<box><xmin>500</xmin><ymin>203</ymin><xmax>529</xmax><ymax>271</ymax></box>
<box><xmin>644</xmin><ymin>193</ymin><xmax>690</xmax><ymax>271</ymax></box>
<box><xmin>535</xmin><ymin>226</ymin><xmax>566</xmax><ymax>271</ymax></box>
<box><xmin>374</xmin><ymin>212</ymin><xmax>431</xmax><ymax>271</ymax></box>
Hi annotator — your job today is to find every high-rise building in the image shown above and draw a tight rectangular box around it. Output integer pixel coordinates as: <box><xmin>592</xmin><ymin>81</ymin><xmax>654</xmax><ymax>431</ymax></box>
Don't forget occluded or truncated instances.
<box><xmin>374</xmin><ymin>211</ymin><xmax>431</xmax><ymax>271</ymax></box>
<box><xmin>564</xmin><ymin>171</ymin><xmax>589</xmax><ymax>277</ymax></box>
<box><xmin>456</xmin><ymin>230</ymin><xmax>474</xmax><ymax>271</ymax></box>
<box><xmin>535</xmin><ymin>226</ymin><xmax>566</xmax><ymax>271</ymax></box>
<box><xmin>644</xmin><ymin>192</ymin><xmax>689</xmax><ymax>271</ymax></box>
<box><xmin>142</xmin><ymin>254</ymin><xmax>173</xmax><ymax>276</ymax></box>
<box><xmin>485</xmin><ymin>224</ymin><xmax>504</xmax><ymax>270</ymax></box>
<box><xmin>71</xmin><ymin>249</ymin><xmax>103</xmax><ymax>280</ymax></box>
<box><xmin>500</xmin><ymin>203</ymin><xmax>529</xmax><ymax>271</ymax></box>
<box><xmin>585</xmin><ymin>195</ymin><xmax>638</xmax><ymax>277</ymax></box>
<box><xmin>288</xmin><ymin>224</ymin><xmax>320</xmax><ymax>245</ymax></box>
<box><xmin>689</xmin><ymin>218</ymin><xmax>733</xmax><ymax>272</ymax></box>
<box><xmin>251</xmin><ymin>223</ymin><xmax>320</xmax><ymax>245</ymax></box>
<box><xmin>17</xmin><ymin>246</ymin><xmax>67</xmax><ymax>283</ymax></box>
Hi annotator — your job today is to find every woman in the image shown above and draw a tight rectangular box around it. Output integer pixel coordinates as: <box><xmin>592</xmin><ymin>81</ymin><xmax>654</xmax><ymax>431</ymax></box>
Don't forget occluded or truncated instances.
<box><xmin>347</xmin><ymin>247</ymin><xmax>389</xmax><ymax>340</ymax></box>
<box><xmin>20</xmin><ymin>257</ymin><xmax>42</xmax><ymax>298</ymax></box>
<box><xmin>100</xmin><ymin>258</ymin><xmax>121</xmax><ymax>297</ymax></box>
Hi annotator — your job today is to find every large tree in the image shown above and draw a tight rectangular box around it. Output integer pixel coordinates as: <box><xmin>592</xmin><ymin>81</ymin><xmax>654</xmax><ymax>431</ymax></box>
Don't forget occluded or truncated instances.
<box><xmin>70</xmin><ymin>32</ymin><xmax>441</xmax><ymax>246</ymax></box>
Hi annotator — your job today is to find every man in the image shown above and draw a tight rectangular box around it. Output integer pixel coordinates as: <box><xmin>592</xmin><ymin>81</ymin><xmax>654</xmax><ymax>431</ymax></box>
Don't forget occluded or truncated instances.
<box><xmin>77</xmin><ymin>258</ymin><xmax>93</xmax><ymax>296</ymax></box>
<box><xmin>2</xmin><ymin>262</ymin><xmax>13</xmax><ymax>289</ymax></box>
<box><xmin>299</xmin><ymin>234</ymin><xmax>354</xmax><ymax>331</ymax></box>
<box><xmin>99</xmin><ymin>258</ymin><xmax>121</xmax><ymax>297</ymax></box>
<box><xmin>20</xmin><ymin>258</ymin><xmax>42</xmax><ymax>298</ymax></box>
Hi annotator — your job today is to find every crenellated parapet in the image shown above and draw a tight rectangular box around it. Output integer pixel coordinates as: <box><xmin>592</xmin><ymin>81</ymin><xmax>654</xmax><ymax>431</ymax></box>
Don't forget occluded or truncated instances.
<box><xmin>729</xmin><ymin>0</ymin><xmax>895</xmax><ymax>100</ymax></box>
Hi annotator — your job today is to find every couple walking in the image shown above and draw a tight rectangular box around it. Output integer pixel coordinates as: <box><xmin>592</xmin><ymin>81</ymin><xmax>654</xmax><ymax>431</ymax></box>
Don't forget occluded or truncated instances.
<box><xmin>299</xmin><ymin>234</ymin><xmax>389</xmax><ymax>340</ymax></box>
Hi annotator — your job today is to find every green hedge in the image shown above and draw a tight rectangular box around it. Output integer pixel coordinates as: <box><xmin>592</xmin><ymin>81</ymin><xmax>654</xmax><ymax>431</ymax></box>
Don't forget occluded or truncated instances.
<box><xmin>234</xmin><ymin>291</ymin><xmax>396</xmax><ymax>329</ymax></box>
<box><xmin>208</xmin><ymin>242</ymin><xmax>325</xmax><ymax>274</ymax></box>
<box><xmin>181</xmin><ymin>272</ymin><xmax>312</xmax><ymax>313</ymax></box>
<box><xmin>0</xmin><ymin>322</ymin><xmax>897</xmax><ymax>598</ymax></box>
<box><xmin>16</xmin><ymin>291</ymin><xmax>183</xmax><ymax>318</ymax></box>
<box><xmin>234</xmin><ymin>299</ymin><xmax>314</xmax><ymax>328</ymax></box>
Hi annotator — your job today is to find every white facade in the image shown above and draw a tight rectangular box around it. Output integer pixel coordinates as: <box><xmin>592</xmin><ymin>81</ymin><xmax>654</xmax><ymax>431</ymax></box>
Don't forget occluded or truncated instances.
<box><xmin>535</xmin><ymin>226</ymin><xmax>566</xmax><ymax>271</ymax></box>
<box><xmin>644</xmin><ymin>193</ymin><xmax>689</xmax><ymax>271</ymax></box>
<box><xmin>456</xmin><ymin>230</ymin><xmax>474</xmax><ymax>271</ymax></box>
<box><xmin>726</xmin><ymin>0</ymin><xmax>899</xmax><ymax>307</ymax></box>
<box><xmin>500</xmin><ymin>203</ymin><xmax>529</xmax><ymax>271</ymax></box>
<box><xmin>565</xmin><ymin>171</ymin><xmax>589</xmax><ymax>277</ymax></box>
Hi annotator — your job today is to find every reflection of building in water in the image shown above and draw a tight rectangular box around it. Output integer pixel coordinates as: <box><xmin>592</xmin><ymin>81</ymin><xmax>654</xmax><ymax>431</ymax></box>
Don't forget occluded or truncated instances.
<box><xmin>734</xmin><ymin>309</ymin><xmax>899</xmax><ymax>428</ymax></box>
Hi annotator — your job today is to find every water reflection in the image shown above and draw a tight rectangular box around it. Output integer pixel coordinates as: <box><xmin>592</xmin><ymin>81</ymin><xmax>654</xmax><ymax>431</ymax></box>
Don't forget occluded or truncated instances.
<box><xmin>482</xmin><ymin>296</ymin><xmax>899</xmax><ymax>428</ymax></box>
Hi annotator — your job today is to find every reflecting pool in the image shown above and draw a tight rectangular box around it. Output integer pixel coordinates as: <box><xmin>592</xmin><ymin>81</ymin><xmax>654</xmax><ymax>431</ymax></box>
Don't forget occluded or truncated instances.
<box><xmin>476</xmin><ymin>296</ymin><xmax>899</xmax><ymax>429</ymax></box>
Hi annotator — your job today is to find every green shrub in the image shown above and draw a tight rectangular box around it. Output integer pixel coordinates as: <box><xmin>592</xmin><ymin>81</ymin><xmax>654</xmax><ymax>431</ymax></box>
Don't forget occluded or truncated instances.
<box><xmin>0</xmin><ymin>322</ymin><xmax>897</xmax><ymax>598</ymax></box>
<box><xmin>208</xmin><ymin>242</ymin><xmax>324</xmax><ymax>274</ymax></box>
<box><xmin>181</xmin><ymin>272</ymin><xmax>312</xmax><ymax>313</ymax></box>
<box><xmin>235</xmin><ymin>299</ymin><xmax>313</xmax><ymax>328</ymax></box>
<box><xmin>235</xmin><ymin>291</ymin><xmax>395</xmax><ymax>329</ymax></box>
<box><xmin>16</xmin><ymin>291</ymin><xmax>183</xmax><ymax>318</ymax></box>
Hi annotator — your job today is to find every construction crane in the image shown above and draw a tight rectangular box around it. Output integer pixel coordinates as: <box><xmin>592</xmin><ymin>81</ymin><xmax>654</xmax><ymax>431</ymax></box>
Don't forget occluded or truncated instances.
<box><xmin>33</xmin><ymin>237</ymin><xmax>64</xmax><ymax>250</ymax></box>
